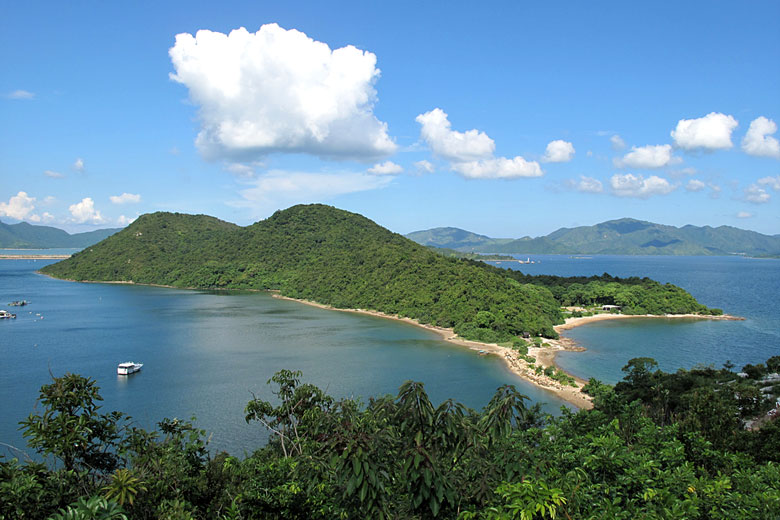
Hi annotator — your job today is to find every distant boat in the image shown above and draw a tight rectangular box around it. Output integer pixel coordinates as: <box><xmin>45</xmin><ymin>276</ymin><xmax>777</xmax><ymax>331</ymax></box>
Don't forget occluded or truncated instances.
<box><xmin>0</xmin><ymin>310</ymin><xmax>16</xmax><ymax>319</ymax></box>
<box><xmin>8</xmin><ymin>300</ymin><xmax>29</xmax><ymax>306</ymax></box>
<box><xmin>117</xmin><ymin>362</ymin><xmax>143</xmax><ymax>375</ymax></box>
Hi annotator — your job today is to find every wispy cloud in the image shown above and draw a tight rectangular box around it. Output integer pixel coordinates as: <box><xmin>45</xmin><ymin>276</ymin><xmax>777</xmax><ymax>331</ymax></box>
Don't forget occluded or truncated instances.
<box><xmin>233</xmin><ymin>170</ymin><xmax>393</xmax><ymax>217</ymax></box>
<box><xmin>109</xmin><ymin>193</ymin><xmax>142</xmax><ymax>204</ymax></box>
<box><xmin>6</xmin><ymin>89</ymin><xmax>35</xmax><ymax>100</ymax></box>
<box><xmin>743</xmin><ymin>184</ymin><xmax>770</xmax><ymax>204</ymax></box>
<box><xmin>566</xmin><ymin>176</ymin><xmax>603</xmax><ymax>193</ymax></box>
<box><xmin>367</xmin><ymin>161</ymin><xmax>403</xmax><ymax>175</ymax></box>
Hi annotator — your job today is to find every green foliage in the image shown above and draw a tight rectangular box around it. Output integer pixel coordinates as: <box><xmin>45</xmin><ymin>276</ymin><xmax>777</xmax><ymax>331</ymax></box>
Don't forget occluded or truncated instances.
<box><xmin>19</xmin><ymin>373</ymin><xmax>128</xmax><ymax>477</ymax></box>
<box><xmin>49</xmin><ymin>496</ymin><xmax>127</xmax><ymax>520</ymax></box>
<box><xmin>482</xmin><ymin>479</ymin><xmax>567</xmax><ymax>519</ymax></box>
<box><xmin>505</xmin><ymin>272</ymin><xmax>722</xmax><ymax>315</ymax></box>
<box><xmin>102</xmin><ymin>469</ymin><xmax>146</xmax><ymax>506</ymax></box>
<box><xmin>7</xmin><ymin>362</ymin><xmax>780</xmax><ymax>519</ymax></box>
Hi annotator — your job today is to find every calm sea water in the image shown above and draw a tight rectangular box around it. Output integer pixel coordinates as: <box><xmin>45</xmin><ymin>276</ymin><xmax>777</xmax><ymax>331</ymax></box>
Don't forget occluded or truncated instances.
<box><xmin>3</xmin><ymin>255</ymin><xmax>777</xmax><ymax>458</ymax></box>
<box><xmin>1</xmin><ymin>259</ymin><xmax>569</xmax><ymax>458</ymax></box>
<box><xmin>497</xmin><ymin>255</ymin><xmax>780</xmax><ymax>383</ymax></box>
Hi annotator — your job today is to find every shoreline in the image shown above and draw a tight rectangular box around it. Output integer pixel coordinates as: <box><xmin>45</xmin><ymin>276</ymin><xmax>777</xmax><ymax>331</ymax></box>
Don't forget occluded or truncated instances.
<box><xmin>271</xmin><ymin>295</ymin><xmax>744</xmax><ymax>410</ymax></box>
<box><xmin>35</xmin><ymin>273</ymin><xmax>741</xmax><ymax>410</ymax></box>
<box><xmin>1</xmin><ymin>255</ymin><xmax>72</xmax><ymax>260</ymax></box>
<box><xmin>271</xmin><ymin>293</ymin><xmax>598</xmax><ymax>409</ymax></box>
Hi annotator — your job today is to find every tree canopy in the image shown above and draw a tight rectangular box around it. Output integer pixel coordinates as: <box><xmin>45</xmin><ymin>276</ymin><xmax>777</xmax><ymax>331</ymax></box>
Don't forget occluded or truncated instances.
<box><xmin>4</xmin><ymin>360</ymin><xmax>779</xmax><ymax>519</ymax></box>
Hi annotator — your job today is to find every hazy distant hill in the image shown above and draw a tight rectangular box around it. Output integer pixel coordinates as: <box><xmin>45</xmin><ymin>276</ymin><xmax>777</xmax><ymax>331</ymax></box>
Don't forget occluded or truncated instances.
<box><xmin>0</xmin><ymin>220</ymin><xmax>121</xmax><ymax>249</ymax></box>
<box><xmin>406</xmin><ymin>227</ymin><xmax>513</xmax><ymax>250</ymax></box>
<box><xmin>407</xmin><ymin>218</ymin><xmax>780</xmax><ymax>257</ymax></box>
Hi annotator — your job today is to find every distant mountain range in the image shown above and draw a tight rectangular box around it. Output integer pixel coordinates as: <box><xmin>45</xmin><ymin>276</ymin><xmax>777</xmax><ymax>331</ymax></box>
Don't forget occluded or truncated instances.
<box><xmin>406</xmin><ymin>218</ymin><xmax>780</xmax><ymax>257</ymax></box>
<box><xmin>0</xmin><ymin>220</ymin><xmax>121</xmax><ymax>249</ymax></box>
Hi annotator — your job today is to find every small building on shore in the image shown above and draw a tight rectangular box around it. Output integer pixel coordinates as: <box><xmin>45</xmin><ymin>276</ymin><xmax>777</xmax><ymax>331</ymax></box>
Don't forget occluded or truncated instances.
<box><xmin>601</xmin><ymin>305</ymin><xmax>621</xmax><ymax>312</ymax></box>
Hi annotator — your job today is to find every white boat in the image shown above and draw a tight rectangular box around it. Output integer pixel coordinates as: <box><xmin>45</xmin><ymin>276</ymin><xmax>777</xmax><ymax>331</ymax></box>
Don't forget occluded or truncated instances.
<box><xmin>0</xmin><ymin>310</ymin><xmax>16</xmax><ymax>319</ymax></box>
<box><xmin>117</xmin><ymin>362</ymin><xmax>143</xmax><ymax>375</ymax></box>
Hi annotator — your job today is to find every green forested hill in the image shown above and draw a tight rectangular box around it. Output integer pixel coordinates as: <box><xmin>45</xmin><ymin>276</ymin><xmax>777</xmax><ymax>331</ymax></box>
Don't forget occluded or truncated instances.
<box><xmin>41</xmin><ymin>206</ymin><xmax>564</xmax><ymax>338</ymax></box>
<box><xmin>41</xmin><ymin>205</ymin><xmax>719</xmax><ymax>340</ymax></box>
<box><xmin>0</xmin><ymin>220</ymin><xmax>121</xmax><ymax>248</ymax></box>
<box><xmin>408</xmin><ymin>218</ymin><xmax>780</xmax><ymax>257</ymax></box>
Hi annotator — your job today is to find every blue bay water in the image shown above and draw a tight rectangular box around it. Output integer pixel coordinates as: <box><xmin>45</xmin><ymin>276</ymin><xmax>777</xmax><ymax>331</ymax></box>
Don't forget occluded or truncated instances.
<box><xmin>3</xmin><ymin>255</ymin><xmax>777</xmax><ymax>458</ymax></box>
<box><xmin>1</xmin><ymin>259</ymin><xmax>570</xmax><ymax>458</ymax></box>
<box><xmin>497</xmin><ymin>255</ymin><xmax>780</xmax><ymax>383</ymax></box>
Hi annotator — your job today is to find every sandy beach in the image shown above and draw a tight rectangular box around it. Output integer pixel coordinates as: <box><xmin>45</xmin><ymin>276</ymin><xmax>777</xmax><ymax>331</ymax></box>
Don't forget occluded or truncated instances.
<box><xmin>272</xmin><ymin>294</ymin><xmax>744</xmax><ymax>410</ymax></box>
<box><xmin>271</xmin><ymin>294</ymin><xmax>600</xmax><ymax>408</ymax></box>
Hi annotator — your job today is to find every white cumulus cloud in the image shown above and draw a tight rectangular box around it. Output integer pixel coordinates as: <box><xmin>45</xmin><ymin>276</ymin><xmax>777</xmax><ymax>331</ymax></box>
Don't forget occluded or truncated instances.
<box><xmin>744</xmin><ymin>184</ymin><xmax>770</xmax><ymax>204</ymax></box>
<box><xmin>367</xmin><ymin>161</ymin><xmax>403</xmax><ymax>175</ymax></box>
<box><xmin>117</xmin><ymin>215</ymin><xmax>137</xmax><ymax>226</ymax></box>
<box><xmin>736</xmin><ymin>211</ymin><xmax>753</xmax><ymax>219</ymax></box>
<box><xmin>570</xmin><ymin>176</ymin><xmax>603</xmax><ymax>193</ymax></box>
<box><xmin>44</xmin><ymin>170</ymin><xmax>64</xmax><ymax>179</ymax></box>
<box><xmin>685</xmin><ymin>179</ymin><xmax>707</xmax><ymax>192</ymax></box>
<box><xmin>73</xmin><ymin>158</ymin><xmax>85</xmax><ymax>172</ymax></box>
<box><xmin>169</xmin><ymin>24</ymin><xmax>397</xmax><ymax>161</ymax></box>
<box><xmin>109</xmin><ymin>193</ymin><xmax>141</xmax><ymax>204</ymax></box>
<box><xmin>451</xmin><ymin>157</ymin><xmax>543</xmax><ymax>179</ymax></box>
<box><xmin>614</xmin><ymin>144</ymin><xmax>680</xmax><ymax>169</ymax></box>
<box><xmin>415</xmin><ymin>108</ymin><xmax>495</xmax><ymax>162</ymax></box>
<box><xmin>741</xmin><ymin>117</ymin><xmax>780</xmax><ymax>159</ymax></box>
<box><xmin>69</xmin><ymin>198</ymin><xmax>105</xmax><ymax>224</ymax></box>
<box><xmin>757</xmin><ymin>175</ymin><xmax>780</xmax><ymax>191</ymax></box>
<box><xmin>542</xmin><ymin>140</ymin><xmax>575</xmax><ymax>163</ymax></box>
<box><xmin>610</xmin><ymin>173</ymin><xmax>676</xmax><ymax>198</ymax></box>
<box><xmin>671</xmin><ymin>112</ymin><xmax>738</xmax><ymax>150</ymax></box>
<box><xmin>416</xmin><ymin>108</ymin><xmax>542</xmax><ymax>179</ymax></box>
<box><xmin>0</xmin><ymin>191</ymin><xmax>37</xmax><ymax>220</ymax></box>
<box><xmin>28</xmin><ymin>212</ymin><xmax>54</xmax><ymax>224</ymax></box>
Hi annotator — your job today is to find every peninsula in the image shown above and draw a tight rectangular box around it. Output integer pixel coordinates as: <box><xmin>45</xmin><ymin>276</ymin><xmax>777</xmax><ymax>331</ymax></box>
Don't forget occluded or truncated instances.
<box><xmin>40</xmin><ymin>204</ymin><xmax>726</xmax><ymax>405</ymax></box>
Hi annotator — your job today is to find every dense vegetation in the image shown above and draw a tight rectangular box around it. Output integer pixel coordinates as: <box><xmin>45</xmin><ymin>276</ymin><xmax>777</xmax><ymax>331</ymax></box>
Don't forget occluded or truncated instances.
<box><xmin>407</xmin><ymin>218</ymin><xmax>780</xmax><ymax>257</ymax></box>
<box><xmin>427</xmin><ymin>246</ymin><xmax>516</xmax><ymax>262</ymax></box>
<box><xmin>41</xmin><ymin>205</ymin><xmax>720</xmax><ymax>342</ymax></box>
<box><xmin>505</xmin><ymin>272</ymin><xmax>723</xmax><ymax>316</ymax></box>
<box><xmin>4</xmin><ymin>358</ymin><xmax>779</xmax><ymax>519</ymax></box>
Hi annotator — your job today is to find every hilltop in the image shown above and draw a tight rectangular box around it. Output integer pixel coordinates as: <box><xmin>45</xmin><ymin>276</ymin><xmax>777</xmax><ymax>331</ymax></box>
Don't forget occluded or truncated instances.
<box><xmin>408</xmin><ymin>218</ymin><xmax>780</xmax><ymax>257</ymax></box>
<box><xmin>0</xmin><ymin>220</ymin><xmax>121</xmax><ymax>249</ymax></box>
<box><xmin>41</xmin><ymin>205</ymin><xmax>720</xmax><ymax>342</ymax></box>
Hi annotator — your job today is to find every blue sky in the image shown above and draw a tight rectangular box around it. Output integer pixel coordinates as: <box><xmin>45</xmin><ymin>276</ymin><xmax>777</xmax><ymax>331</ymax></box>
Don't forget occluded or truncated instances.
<box><xmin>1</xmin><ymin>1</ymin><xmax>779</xmax><ymax>237</ymax></box>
